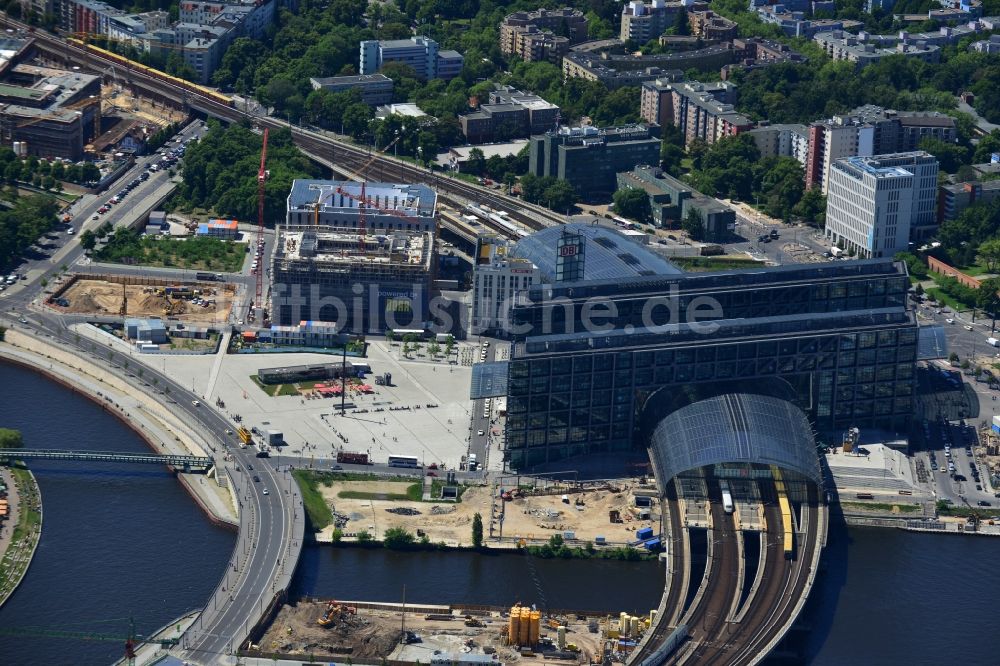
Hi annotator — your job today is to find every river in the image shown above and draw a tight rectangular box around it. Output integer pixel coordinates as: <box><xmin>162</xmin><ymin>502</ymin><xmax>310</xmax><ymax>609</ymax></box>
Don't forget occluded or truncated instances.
<box><xmin>0</xmin><ymin>361</ymin><xmax>235</xmax><ymax>665</ymax></box>
<box><xmin>1</xmin><ymin>360</ymin><xmax>998</xmax><ymax>665</ymax></box>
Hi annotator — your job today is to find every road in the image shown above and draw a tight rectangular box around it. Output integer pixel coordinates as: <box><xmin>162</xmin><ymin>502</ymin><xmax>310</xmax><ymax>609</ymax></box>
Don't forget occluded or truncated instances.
<box><xmin>0</xmin><ymin>121</ymin><xmax>303</xmax><ymax>664</ymax></box>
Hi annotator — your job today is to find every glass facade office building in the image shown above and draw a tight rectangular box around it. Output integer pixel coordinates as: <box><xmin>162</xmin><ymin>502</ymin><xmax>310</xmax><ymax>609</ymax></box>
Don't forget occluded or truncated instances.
<box><xmin>500</xmin><ymin>259</ymin><xmax>920</xmax><ymax>469</ymax></box>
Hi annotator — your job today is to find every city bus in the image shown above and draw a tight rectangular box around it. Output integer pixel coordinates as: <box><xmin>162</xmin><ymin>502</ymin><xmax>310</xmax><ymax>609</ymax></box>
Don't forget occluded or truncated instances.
<box><xmin>387</xmin><ymin>455</ymin><xmax>420</xmax><ymax>468</ymax></box>
<box><xmin>719</xmin><ymin>480</ymin><xmax>734</xmax><ymax>514</ymax></box>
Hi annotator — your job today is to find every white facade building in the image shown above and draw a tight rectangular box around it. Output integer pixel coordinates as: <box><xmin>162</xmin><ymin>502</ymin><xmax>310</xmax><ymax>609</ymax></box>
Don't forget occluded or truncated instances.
<box><xmin>824</xmin><ymin>152</ymin><xmax>938</xmax><ymax>258</ymax></box>
<box><xmin>471</xmin><ymin>236</ymin><xmax>540</xmax><ymax>336</ymax></box>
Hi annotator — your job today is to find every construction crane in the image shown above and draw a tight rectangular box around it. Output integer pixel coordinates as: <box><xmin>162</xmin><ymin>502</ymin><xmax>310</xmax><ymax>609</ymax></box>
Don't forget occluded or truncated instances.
<box><xmin>310</xmin><ymin>131</ymin><xmax>408</xmax><ymax>254</ymax></box>
<box><xmin>0</xmin><ymin>618</ymin><xmax>179</xmax><ymax>666</ymax></box>
<box><xmin>119</xmin><ymin>281</ymin><xmax>127</xmax><ymax>316</ymax></box>
<box><xmin>254</xmin><ymin>127</ymin><xmax>269</xmax><ymax>322</ymax></box>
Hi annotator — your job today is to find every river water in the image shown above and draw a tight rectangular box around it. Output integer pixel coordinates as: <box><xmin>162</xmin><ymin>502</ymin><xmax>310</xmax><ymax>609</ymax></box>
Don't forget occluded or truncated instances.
<box><xmin>0</xmin><ymin>362</ymin><xmax>235</xmax><ymax>665</ymax></box>
<box><xmin>1</xmin><ymin>360</ymin><xmax>998</xmax><ymax>665</ymax></box>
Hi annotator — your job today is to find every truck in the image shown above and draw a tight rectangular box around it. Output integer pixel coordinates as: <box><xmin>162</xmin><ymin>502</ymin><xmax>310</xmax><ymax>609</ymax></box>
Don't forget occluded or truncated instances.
<box><xmin>196</xmin><ymin>272</ymin><xmax>223</xmax><ymax>281</ymax></box>
<box><xmin>830</xmin><ymin>246</ymin><xmax>845</xmax><ymax>258</ymax></box>
<box><xmin>988</xmin><ymin>337</ymin><xmax>1000</xmax><ymax>348</ymax></box>
<box><xmin>256</xmin><ymin>442</ymin><xmax>270</xmax><ymax>458</ymax></box>
<box><xmin>336</xmin><ymin>451</ymin><xmax>369</xmax><ymax>465</ymax></box>
<box><xmin>720</xmin><ymin>480</ymin><xmax>734</xmax><ymax>514</ymax></box>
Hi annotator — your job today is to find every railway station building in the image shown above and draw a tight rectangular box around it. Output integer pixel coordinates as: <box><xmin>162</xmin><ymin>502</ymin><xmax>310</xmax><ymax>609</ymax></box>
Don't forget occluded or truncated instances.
<box><xmin>472</xmin><ymin>227</ymin><xmax>942</xmax><ymax>470</ymax></box>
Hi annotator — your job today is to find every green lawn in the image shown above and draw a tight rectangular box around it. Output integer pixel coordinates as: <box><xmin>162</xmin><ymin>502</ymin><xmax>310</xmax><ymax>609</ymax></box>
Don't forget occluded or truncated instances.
<box><xmin>925</xmin><ymin>287</ymin><xmax>970</xmax><ymax>312</ymax></box>
<box><xmin>94</xmin><ymin>233</ymin><xmax>246</xmax><ymax>272</ymax></box>
<box><xmin>292</xmin><ymin>470</ymin><xmax>334</xmax><ymax>531</ymax></box>
<box><xmin>250</xmin><ymin>375</ymin><xmax>301</xmax><ymax>397</ymax></box>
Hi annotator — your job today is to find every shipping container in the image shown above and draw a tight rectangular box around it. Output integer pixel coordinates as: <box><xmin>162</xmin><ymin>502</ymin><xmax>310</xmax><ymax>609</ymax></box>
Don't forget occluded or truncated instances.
<box><xmin>636</xmin><ymin>527</ymin><xmax>654</xmax><ymax>540</ymax></box>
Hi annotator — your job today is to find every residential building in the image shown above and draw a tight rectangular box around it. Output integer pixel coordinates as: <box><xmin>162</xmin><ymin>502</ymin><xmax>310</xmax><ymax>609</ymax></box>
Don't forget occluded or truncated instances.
<box><xmin>939</xmin><ymin>179</ymin><xmax>1000</xmax><ymax>222</ymax></box>
<box><xmin>814</xmin><ymin>30</ymin><xmax>941</xmax><ymax>67</ymax></box>
<box><xmin>309</xmin><ymin>74</ymin><xmax>394</xmax><ymax>106</ymax></box>
<box><xmin>470</xmin><ymin>235</ymin><xmax>541</xmax><ymax>336</ymax></box>
<box><xmin>286</xmin><ymin>180</ymin><xmax>438</xmax><ymax>233</ymax></box>
<box><xmin>617</xmin><ymin>165</ymin><xmax>736</xmax><ymax>240</ymax></box>
<box><xmin>970</xmin><ymin>34</ymin><xmax>1000</xmax><ymax>53</ymax></box>
<box><xmin>270</xmin><ymin>225</ymin><xmax>434</xmax><ymax>333</ymax></box>
<box><xmin>359</xmin><ymin>36</ymin><xmax>462</xmax><ymax>81</ymax></box>
<box><xmin>620</xmin><ymin>0</ymin><xmax>691</xmax><ymax>43</ymax></box>
<box><xmin>563</xmin><ymin>44</ymin><xmax>739</xmax><ymax>89</ymax></box>
<box><xmin>500</xmin><ymin>8</ymin><xmax>588</xmax><ymax>63</ymax></box>
<box><xmin>689</xmin><ymin>11</ymin><xmax>738</xmax><ymax>40</ymax></box>
<box><xmin>460</xmin><ymin>86</ymin><xmax>559</xmax><ymax>144</ymax></box>
<box><xmin>528</xmin><ymin>124</ymin><xmax>662</xmax><ymax>199</ymax></box>
<box><xmin>805</xmin><ymin>107</ymin><xmax>955</xmax><ymax>192</ymax></box>
<box><xmin>748</xmin><ymin>124</ymin><xmax>810</xmax><ymax>166</ymax></box>
<box><xmin>640</xmin><ymin>79</ymin><xmax>750</xmax><ymax>147</ymax></box>
<box><xmin>824</xmin><ymin>152</ymin><xmax>938</xmax><ymax>257</ymax></box>
<box><xmin>479</xmin><ymin>250</ymin><xmax>922</xmax><ymax>469</ymax></box>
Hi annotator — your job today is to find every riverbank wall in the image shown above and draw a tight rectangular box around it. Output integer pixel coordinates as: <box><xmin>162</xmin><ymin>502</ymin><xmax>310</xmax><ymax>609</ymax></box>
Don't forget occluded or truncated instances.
<box><xmin>0</xmin><ymin>330</ymin><xmax>238</xmax><ymax>529</ymax></box>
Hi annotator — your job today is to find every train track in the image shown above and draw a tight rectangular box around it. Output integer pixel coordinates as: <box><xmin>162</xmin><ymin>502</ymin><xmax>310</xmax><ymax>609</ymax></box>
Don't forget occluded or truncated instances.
<box><xmin>17</xmin><ymin>20</ymin><xmax>568</xmax><ymax>241</ymax></box>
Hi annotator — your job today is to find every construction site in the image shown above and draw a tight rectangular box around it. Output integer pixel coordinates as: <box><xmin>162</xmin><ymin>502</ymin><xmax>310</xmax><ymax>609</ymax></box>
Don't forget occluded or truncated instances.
<box><xmin>255</xmin><ymin>599</ymin><xmax>659</xmax><ymax>665</ymax></box>
<box><xmin>314</xmin><ymin>477</ymin><xmax>661</xmax><ymax>547</ymax></box>
<box><xmin>270</xmin><ymin>225</ymin><xmax>434</xmax><ymax>332</ymax></box>
<box><xmin>49</xmin><ymin>275</ymin><xmax>236</xmax><ymax>324</ymax></box>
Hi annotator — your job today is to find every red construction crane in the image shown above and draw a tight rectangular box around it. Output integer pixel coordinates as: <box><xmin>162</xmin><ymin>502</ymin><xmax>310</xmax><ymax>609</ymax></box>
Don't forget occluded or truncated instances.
<box><xmin>255</xmin><ymin>127</ymin><xmax>269</xmax><ymax>319</ymax></box>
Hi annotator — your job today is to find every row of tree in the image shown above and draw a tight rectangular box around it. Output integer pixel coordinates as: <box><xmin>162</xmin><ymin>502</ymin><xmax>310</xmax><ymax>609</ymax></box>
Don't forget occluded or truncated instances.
<box><xmin>172</xmin><ymin>121</ymin><xmax>319</xmax><ymax>223</ymax></box>
<box><xmin>0</xmin><ymin>195</ymin><xmax>60</xmax><ymax>270</ymax></box>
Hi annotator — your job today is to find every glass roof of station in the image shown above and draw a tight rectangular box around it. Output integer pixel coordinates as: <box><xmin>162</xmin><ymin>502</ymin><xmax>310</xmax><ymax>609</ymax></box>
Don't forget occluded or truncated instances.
<box><xmin>648</xmin><ymin>393</ymin><xmax>822</xmax><ymax>485</ymax></box>
<box><xmin>470</xmin><ymin>361</ymin><xmax>509</xmax><ymax>399</ymax></box>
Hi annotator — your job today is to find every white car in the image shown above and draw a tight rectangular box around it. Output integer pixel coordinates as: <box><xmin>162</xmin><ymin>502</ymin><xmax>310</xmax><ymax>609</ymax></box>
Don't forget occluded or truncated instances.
<box><xmin>964</xmin><ymin>325</ymin><xmax>973</xmax><ymax>331</ymax></box>
<box><xmin>477</xmin><ymin>429</ymin><xmax>485</xmax><ymax>436</ymax></box>
<box><xmin>262</xmin><ymin>488</ymin><xmax>269</xmax><ymax>495</ymax></box>
<box><xmin>946</xmin><ymin>318</ymin><xmax>955</xmax><ymax>324</ymax></box>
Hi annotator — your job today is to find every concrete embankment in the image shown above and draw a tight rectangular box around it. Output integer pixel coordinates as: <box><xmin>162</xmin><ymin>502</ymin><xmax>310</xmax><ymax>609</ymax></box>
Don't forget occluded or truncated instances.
<box><xmin>0</xmin><ymin>329</ymin><xmax>237</xmax><ymax>528</ymax></box>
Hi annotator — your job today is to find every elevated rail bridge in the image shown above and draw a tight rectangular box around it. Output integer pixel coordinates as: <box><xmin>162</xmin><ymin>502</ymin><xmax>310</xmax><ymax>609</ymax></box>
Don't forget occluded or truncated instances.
<box><xmin>0</xmin><ymin>449</ymin><xmax>214</xmax><ymax>472</ymax></box>
<box><xmin>629</xmin><ymin>393</ymin><xmax>828</xmax><ymax>666</ymax></box>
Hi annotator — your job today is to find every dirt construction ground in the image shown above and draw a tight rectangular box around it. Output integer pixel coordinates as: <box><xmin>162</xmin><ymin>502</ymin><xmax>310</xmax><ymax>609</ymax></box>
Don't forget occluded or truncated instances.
<box><xmin>59</xmin><ymin>278</ymin><xmax>235</xmax><ymax>324</ymax></box>
<box><xmin>257</xmin><ymin>600</ymin><xmax>603</xmax><ymax>664</ymax></box>
<box><xmin>317</xmin><ymin>479</ymin><xmax>660</xmax><ymax>547</ymax></box>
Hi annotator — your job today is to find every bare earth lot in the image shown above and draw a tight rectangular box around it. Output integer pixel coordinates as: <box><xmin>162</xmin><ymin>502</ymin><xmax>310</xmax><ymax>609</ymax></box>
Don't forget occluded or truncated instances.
<box><xmin>316</xmin><ymin>479</ymin><xmax>660</xmax><ymax>547</ymax></box>
<box><xmin>59</xmin><ymin>278</ymin><xmax>235</xmax><ymax>324</ymax></box>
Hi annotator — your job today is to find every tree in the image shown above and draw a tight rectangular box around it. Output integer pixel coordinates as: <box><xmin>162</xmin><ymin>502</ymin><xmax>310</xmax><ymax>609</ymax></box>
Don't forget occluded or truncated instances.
<box><xmin>978</xmin><ymin>277</ymin><xmax>1000</xmax><ymax>331</ymax></box>
<box><xmin>681</xmin><ymin>208</ymin><xmax>705</xmax><ymax>241</ymax></box>
<box><xmin>613</xmin><ymin>188</ymin><xmax>652</xmax><ymax>223</ymax></box>
<box><xmin>0</xmin><ymin>428</ymin><xmax>23</xmax><ymax>449</ymax></box>
<box><xmin>675</xmin><ymin>10</ymin><xmax>690</xmax><ymax>36</ymax></box>
<box><xmin>79</xmin><ymin>229</ymin><xmax>96</xmax><ymax>251</ymax></box>
<box><xmin>383</xmin><ymin>526</ymin><xmax>415</xmax><ymax>549</ymax></box>
<box><xmin>467</xmin><ymin>147</ymin><xmax>486</xmax><ymax>175</ymax></box>
<box><xmin>356</xmin><ymin>530</ymin><xmax>373</xmax><ymax>543</ymax></box>
<box><xmin>331</xmin><ymin>527</ymin><xmax>343</xmax><ymax>542</ymax></box>
<box><xmin>542</xmin><ymin>179</ymin><xmax>577</xmax><ymax>212</ymax></box>
<box><xmin>471</xmin><ymin>512</ymin><xmax>484</xmax><ymax>548</ymax></box>
<box><xmin>978</xmin><ymin>239</ymin><xmax>1000</xmax><ymax>272</ymax></box>
<box><xmin>919</xmin><ymin>137</ymin><xmax>970</xmax><ymax>175</ymax></box>
<box><xmin>792</xmin><ymin>187</ymin><xmax>827</xmax><ymax>228</ymax></box>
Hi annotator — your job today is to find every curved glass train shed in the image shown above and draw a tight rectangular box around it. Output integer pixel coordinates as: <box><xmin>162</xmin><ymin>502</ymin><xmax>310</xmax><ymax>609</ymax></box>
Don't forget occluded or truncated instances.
<box><xmin>648</xmin><ymin>393</ymin><xmax>823</xmax><ymax>489</ymax></box>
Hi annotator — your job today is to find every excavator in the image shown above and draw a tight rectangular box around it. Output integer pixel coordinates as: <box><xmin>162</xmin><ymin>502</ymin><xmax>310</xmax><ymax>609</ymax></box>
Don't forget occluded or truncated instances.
<box><xmin>317</xmin><ymin>600</ymin><xmax>356</xmax><ymax>627</ymax></box>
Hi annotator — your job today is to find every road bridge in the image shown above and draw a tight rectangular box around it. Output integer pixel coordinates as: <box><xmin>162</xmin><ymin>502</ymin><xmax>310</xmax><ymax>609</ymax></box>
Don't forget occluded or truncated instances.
<box><xmin>629</xmin><ymin>393</ymin><xmax>828</xmax><ymax>666</ymax></box>
<box><xmin>0</xmin><ymin>449</ymin><xmax>213</xmax><ymax>472</ymax></box>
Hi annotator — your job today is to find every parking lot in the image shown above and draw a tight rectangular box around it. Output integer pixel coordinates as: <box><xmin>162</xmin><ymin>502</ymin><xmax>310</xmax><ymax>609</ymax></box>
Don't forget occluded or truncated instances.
<box><xmin>913</xmin><ymin>417</ymin><xmax>998</xmax><ymax>508</ymax></box>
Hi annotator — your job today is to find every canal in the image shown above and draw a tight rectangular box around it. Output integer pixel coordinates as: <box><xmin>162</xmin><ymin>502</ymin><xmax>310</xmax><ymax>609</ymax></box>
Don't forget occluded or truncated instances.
<box><xmin>1</xmin><ymin>360</ymin><xmax>999</xmax><ymax>665</ymax></box>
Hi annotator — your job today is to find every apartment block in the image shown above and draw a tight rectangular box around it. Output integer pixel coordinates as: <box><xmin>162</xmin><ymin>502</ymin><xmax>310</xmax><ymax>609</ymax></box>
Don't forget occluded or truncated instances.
<box><xmin>529</xmin><ymin>124</ymin><xmax>662</xmax><ymax>199</ymax></box>
<box><xmin>640</xmin><ymin>79</ymin><xmax>749</xmax><ymax>147</ymax></box>
<box><xmin>563</xmin><ymin>44</ymin><xmax>739</xmax><ymax>89</ymax></box>
<box><xmin>939</xmin><ymin>179</ymin><xmax>1000</xmax><ymax>222</ymax></box>
<box><xmin>814</xmin><ymin>30</ymin><xmax>940</xmax><ymax>67</ymax></box>
<box><xmin>689</xmin><ymin>11</ymin><xmax>738</xmax><ymax>41</ymax></box>
<box><xmin>460</xmin><ymin>86</ymin><xmax>559</xmax><ymax>144</ymax></box>
<box><xmin>748</xmin><ymin>124</ymin><xmax>810</xmax><ymax>166</ymax></box>
<box><xmin>309</xmin><ymin>74</ymin><xmax>394</xmax><ymax>106</ymax></box>
<box><xmin>359</xmin><ymin>36</ymin><xmax>463</xmax><ymax>81</ymax></box>
<box><xmin>805</xmin><ymin>107</ymin><xmax>955</xmax><ymax>192</ymax></box>
<box><xmin>500</xmin><ymin>8</ymin><xmax>588</xmax><ymax>63</ymax></box>
<box><xmin>620</xmin><ymin>0</ymin><xmax>689</xmax><ymax>43</ymax></box>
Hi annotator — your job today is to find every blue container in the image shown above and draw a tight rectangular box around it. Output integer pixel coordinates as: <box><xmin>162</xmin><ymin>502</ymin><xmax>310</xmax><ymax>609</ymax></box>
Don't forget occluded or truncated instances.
<box><xmin>636</xmin><ymin>527</ymin><xmax>654</xmax><ymax>540</ymax></box>
<box><xmin>643</xmin><ymin>538</ymin><xmax>661</xmax><ymax>550</ymax></box>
